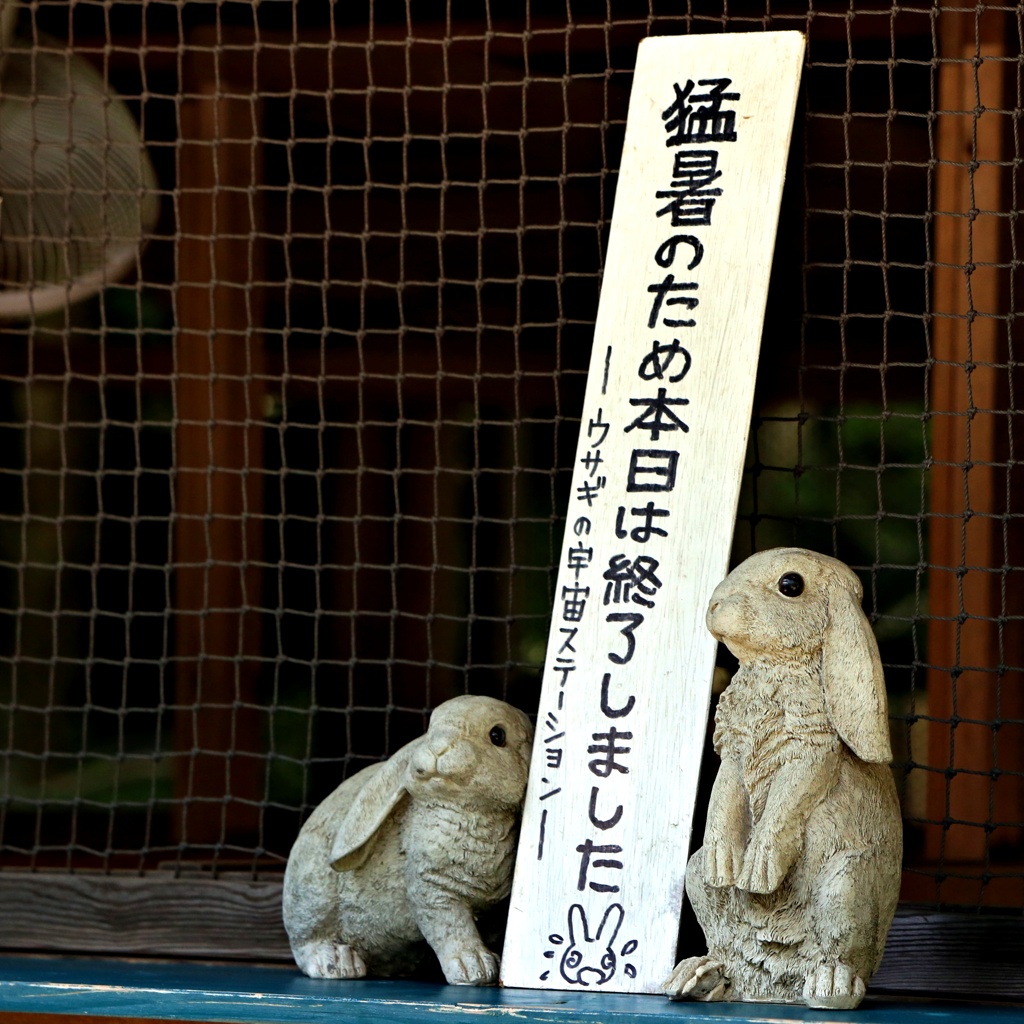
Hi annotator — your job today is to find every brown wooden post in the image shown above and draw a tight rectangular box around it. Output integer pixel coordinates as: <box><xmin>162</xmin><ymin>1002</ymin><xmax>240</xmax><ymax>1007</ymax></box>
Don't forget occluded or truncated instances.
<box><xmin>924</xmin><ymin>8</ymin><xmax>1021</xmax><ymax>879</ymax></box>
<box><xmin>172</xmin><ymin>36</ymin><xmax>266</xmax><ymax>850</ymax></box>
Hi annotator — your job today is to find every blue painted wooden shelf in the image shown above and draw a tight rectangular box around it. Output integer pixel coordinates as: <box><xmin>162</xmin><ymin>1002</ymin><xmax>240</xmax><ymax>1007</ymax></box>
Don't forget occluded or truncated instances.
<box><xmin>0</xmin><ymin>957</ymin><xmax>1019</xmax><ymax>1024</ymax></box>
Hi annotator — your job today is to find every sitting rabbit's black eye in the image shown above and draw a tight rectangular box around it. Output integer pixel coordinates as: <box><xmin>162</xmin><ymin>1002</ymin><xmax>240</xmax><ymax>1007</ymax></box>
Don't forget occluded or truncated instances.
<box><xmin>778</xmin><ymin>572</ymin><xmax>804</xmax><ymax>597</ymax></box>
<box><xmin>489</xmin><ymin>725</ymin><xmax>507</xmax><ymax>747</ymax></box>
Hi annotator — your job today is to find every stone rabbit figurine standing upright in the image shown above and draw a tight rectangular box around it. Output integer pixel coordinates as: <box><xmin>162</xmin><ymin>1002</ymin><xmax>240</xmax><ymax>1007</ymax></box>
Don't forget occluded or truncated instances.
<box><xmin>664</xmin><ymin>548</ymin><xmax>901</xmax><ymax>1010</ymax></box>
<box><xmin>284</xmin><ymin>695</ymin><xmax>534</xmax><ymax>985</ymax></box>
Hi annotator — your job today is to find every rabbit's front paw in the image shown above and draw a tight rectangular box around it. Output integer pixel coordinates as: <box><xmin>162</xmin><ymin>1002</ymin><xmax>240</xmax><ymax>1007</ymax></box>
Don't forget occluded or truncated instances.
<box><xmin>441</xmin><ymin>947</ymin><xmax>500</xmax><ymax>986</ymax></box>
<box><xmin>803</xmin><ymin>962</ymin><xmax>866</xmax><ymax>1009</ymax></box>
<box><xmin>704</xmin><ymin>833</ymin><xmax>744</xmax><ymax>887</ymax></box>
<box><xmin>293</xmin><ymin>941</ymin><xmax>367</xmax><ymax>980</ymax></box>
<box><xmin>736</xmin><ymin>833</ymin><xmax>788</xmax><ymax>893</ymax></box>
<box><xmin>663</xmin><ymin>956</ymin><xmax>728</xmax><ymax>1001</ymax></box>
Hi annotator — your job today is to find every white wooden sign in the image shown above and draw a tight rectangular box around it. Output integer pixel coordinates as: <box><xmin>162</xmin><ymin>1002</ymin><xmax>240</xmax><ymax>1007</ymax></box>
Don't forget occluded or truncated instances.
<box><xmin>500</xmin><ymin>32</ymin><xmax>805</xmax><ymax>995</ymax></box>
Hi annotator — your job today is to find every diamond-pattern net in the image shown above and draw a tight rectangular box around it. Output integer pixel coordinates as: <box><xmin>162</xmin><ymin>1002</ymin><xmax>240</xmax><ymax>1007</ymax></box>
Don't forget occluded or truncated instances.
<box><xmin>0</xmin><ymin>0</ymin><xmax>1020</xmax><ymax>924</ymax></box>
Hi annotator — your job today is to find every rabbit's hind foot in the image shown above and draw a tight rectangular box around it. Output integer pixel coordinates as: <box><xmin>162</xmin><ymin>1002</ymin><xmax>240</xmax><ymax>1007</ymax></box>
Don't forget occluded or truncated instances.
<box><xmin>293</xmin><ymin>940</ymin><xmax>368</xmax><ymax>980</ymax></box>
<box><xmin>802</xmin><ymin>962</ymin><xmax>866</xmax><ymax>1009</ymax></box>
<box><xmin>663</xmin><ymin>956</ymin><xmax>729</xmax><ymax>1001</ymax></box>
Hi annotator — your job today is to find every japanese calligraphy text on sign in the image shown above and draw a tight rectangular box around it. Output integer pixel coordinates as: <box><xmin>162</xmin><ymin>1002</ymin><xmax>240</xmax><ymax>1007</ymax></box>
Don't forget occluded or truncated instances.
<box><xmin>501</xmin><ymin>32</ymin><xmax>805</xmax><ymax>995</ymax></box>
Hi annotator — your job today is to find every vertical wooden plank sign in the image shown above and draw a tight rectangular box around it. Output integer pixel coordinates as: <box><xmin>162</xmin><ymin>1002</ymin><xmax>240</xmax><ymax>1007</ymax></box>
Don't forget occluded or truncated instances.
<box><xmin>501</xmin><ymin>32</ymin><xmax>804</xmax><ymax>995</ymax></box>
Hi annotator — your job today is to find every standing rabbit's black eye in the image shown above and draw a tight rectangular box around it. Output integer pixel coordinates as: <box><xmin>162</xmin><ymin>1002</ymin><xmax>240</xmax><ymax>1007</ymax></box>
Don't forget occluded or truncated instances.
<box><xmin>778</xmin><ymin>572</ymin><xmax>804</xmax><ymax>597</ymax></box>
<box><xmin>489</xmin><ymin>725</ymin><xmax>507</xmax><ymax>747</ymax></box>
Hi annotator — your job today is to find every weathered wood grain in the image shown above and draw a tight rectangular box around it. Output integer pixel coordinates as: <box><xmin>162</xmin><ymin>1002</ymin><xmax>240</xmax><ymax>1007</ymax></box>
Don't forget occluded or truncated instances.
<box><xmin>0</xmin><ymin>874</ymin><xmax>291</xmax><ymax>961</ymax></box>
<box><xmin>873</xmin><ymin>909</ymin><xmax>1024</xmax><ymax>1001</ymax></box>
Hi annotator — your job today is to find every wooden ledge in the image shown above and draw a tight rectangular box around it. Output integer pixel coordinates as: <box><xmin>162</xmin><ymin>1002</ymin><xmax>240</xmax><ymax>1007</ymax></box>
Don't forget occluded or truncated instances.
<box><xmin>3</xmin><ymin>875</ymin><xmax>1024</xmax><ymax>1003</ymax></box>
<box><xmin>0</xmin><ymin>956</ymin><xmax>1016</xmax><ymax>1024</ymax></box>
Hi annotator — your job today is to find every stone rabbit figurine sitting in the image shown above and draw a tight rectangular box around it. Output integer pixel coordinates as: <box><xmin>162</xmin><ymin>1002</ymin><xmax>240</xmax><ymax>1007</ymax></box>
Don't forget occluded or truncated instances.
<box><xmin>283</xmin><ymin>695</ymin><xmax>534</xmax><ymax>985</ymax></box>
<box><xmin>664</xmin><ymin>548</ymin><xmax>901</xmax><ymax>1010</ymax></box>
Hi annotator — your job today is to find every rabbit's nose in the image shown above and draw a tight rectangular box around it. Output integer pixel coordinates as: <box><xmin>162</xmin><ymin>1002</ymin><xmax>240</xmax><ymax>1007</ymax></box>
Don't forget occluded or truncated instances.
<box><xmin>411</xmin><ymin>747</ymin><xmax>439</xmax><ymax>777</ymax></box>
<box><xmin>708</xmin><ymin>599</ymin><xmax>721</xmax><ymax>616</ymax></box>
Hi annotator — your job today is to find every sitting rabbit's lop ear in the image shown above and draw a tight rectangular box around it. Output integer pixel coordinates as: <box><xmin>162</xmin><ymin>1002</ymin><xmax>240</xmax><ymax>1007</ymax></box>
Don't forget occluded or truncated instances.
<box><xmin>821</xmin><ymin>567</ymin><xmax>892</xmax><ymax>764</ymax></box>
<box><xmin>329</xmin><ymin>738</ymin><xmax>420</xmax><ymax>871</ymax></box>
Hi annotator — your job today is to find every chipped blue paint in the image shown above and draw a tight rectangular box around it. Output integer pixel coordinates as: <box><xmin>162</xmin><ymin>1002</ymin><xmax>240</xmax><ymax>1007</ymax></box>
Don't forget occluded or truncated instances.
<box><xmin>0</xmin><ymin>957</ymin><xmax>1016</xmax><ymax>1023</ymax></box>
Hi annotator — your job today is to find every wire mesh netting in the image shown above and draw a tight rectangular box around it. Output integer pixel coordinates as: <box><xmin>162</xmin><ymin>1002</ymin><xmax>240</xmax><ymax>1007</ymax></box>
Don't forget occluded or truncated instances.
<box><xmin>0</xmin><ymin>0</ymin><xmax>1021</xmax><ymax>939</ymax></box>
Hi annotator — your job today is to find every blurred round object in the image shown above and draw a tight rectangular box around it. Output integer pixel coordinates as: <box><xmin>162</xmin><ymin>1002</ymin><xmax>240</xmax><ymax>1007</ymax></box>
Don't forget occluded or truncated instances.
<box><xmin>0</xmin><ymin>30</ymin><xmax>158</xmax><ymax>319</ymax></box>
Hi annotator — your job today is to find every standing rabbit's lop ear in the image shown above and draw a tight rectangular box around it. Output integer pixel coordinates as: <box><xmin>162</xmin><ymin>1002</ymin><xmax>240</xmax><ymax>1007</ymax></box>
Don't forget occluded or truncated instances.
<box><xmin>820</xmin><ymin>567</ymin><xmax>892</xmax><ymax>763</ymax></box>
<box><xmin>329</xmin><ymin>738</ymin><xmax>420</xmax><ymax>871</ymax></box>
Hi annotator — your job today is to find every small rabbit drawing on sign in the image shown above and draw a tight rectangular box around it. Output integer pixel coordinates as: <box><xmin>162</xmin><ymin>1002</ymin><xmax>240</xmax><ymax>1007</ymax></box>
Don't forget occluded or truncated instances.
<box><xmin>559</xmin><ymin>903</ymin><xmax>623</xmax><ymax>986</ymax></box>
<box><xmin>664</xmin><ymin>548</ymin><xmax>902</xmax><ymax>1010</ymax></box>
